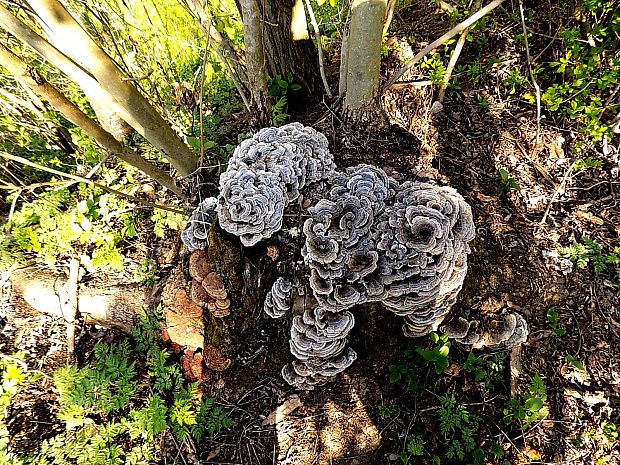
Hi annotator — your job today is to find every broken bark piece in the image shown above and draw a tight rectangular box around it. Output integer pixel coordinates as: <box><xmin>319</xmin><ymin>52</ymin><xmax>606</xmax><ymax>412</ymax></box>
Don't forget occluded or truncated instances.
<box><xmin>164</xmin><ymin>289</ymin><xmax>204</xmax><ymax>350</ymax></box>
<box><xmin>180</xmin><ymin>350</ymin><xmax>205</xmax><ymax>382</ymax></box>
<box><xmin>204</xmin><ymin>343</ymin><xmax>232</xmax><ymax>371</ymax></box>
<box><xmin>189</xmin><ymin>250</ymin><xmax>211</xmax><ymax>282</ymax></box>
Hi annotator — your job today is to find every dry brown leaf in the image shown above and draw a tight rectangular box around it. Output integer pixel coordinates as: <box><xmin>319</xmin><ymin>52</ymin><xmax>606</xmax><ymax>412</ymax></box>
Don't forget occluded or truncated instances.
<box><xmin>262</xmin><ymin>395</ymin><xmax>303</xmax><ymax>426</ymax></box>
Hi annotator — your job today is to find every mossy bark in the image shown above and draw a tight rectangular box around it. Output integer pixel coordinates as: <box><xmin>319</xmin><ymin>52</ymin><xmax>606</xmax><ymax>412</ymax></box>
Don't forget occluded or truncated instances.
<box><xmin>204</xmin><ymin>223</ymin><xmax>276</xmax><ymax>361</ymax></box>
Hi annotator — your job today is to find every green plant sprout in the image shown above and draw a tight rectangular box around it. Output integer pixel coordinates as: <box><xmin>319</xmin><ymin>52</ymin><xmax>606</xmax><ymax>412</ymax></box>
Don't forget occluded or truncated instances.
<box><xmin>546</xmin><ymin>308</ymin><xmax>566</xmax><ymax>336</ymax></box>
<box><xmin>504</xmin><ymin>374</ymin><xmax>548</xmax><ymax>429</ymax></box>
<box><xmin>400</xmin><ymin>434</ymin><xmax>425</xmax><ymax>463</ymax></box>
<box><xmin>414</xmin><ymin>332</ymin><xmax>451</xmax><ymax>374</ymax></box>
<box><xmin>566</xmin><ymin>355</ymin><xmax>585</xmax><ymax>371</ymax></box>
<box><xmin>498</xmin><ymin>168</ymin><xmax>521</xmax><ymax>196</ymax></box>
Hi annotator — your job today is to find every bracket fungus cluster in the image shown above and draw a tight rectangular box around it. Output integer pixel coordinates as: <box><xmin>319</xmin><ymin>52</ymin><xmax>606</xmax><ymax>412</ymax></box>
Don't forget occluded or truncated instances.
<box><xmin>217</xmin><ymin>123</ymin><xmax>335</xmax><ymax>246</ymax></box>
<box><xmin>189</xmin><ymin>251</ymin><xmax>230</xmax><ymax>317</ymax></box>
<box><xmin>264</xmin><ymin>277</ymin><xmax>293</xmax><ymax>319</ymax></box>
<box><xmin>444</xmin><ymin>313</ymin><xmax>529</xmax><ymax>349</ymax></box>
<box><xmin>282</xmin><ymin>307</ymin><xmax>357</xmax><ymax>390</ymax></box>
<box><xmin>302</xmin><ymin>165</ymin><xmax>476</xmax><ymax>338</ymax></box>
<box><xmin>182</xmin><ymin>123</ymin><xmax>527</xmax><ymax>390</ymax></box>
<box><xmin>181</xmin><ymin>197</ymin><xmax>217</xmax><ymax>252</ymax></box>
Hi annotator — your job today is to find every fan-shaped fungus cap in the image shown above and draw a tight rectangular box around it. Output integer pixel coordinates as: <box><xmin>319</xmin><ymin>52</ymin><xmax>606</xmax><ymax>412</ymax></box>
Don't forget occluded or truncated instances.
<box><xmin>188</xmin><ymin>250</ymin><xmax>211</xmax><ymax>282</ymax></box>
<box><xmin>181</xmin><ymin>197</ymin><xmax>218</xmax><ymax>251</ymax></box>
<box><xmin>281</xmin><ymin>347</ymin><xmax>357</xmax><ymax>390</ymax></box>
<box><xmin>216</xmin><ymin>123</ymin><xmax>335</xmax><ymax>246</ymax></box>
<box><xmin>204</xmin><ymin>343</ymin><xmax>232</xmax><ymax>371</ymax></box>
<box><xmin>264</xmin><ymin>277</ymin><xmax>293</xmax><ymax>318</ymax></box>
<box><xmin>302</xmin><ymin>164</ymin><xmax>476</xmax><ymax>338</ymax></box>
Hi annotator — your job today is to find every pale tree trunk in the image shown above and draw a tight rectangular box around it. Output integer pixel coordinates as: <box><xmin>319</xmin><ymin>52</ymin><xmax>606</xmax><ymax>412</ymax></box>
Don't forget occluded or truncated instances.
<box><xmin>0</xmin><ymin>42</ymin><xmax>184</xmax><ymax>197</ymax></box>
<box><xmin>238</xmin><ymin>0</ymin><xmax>271</xmax><ymax>125</ymax></box>
<box><xmin>21</xmin><ymin>0</ymin><xmax>197</xmax><ymax>176</ymax></box>
<box><xmin>342</xmin><ymin>0</ymin><xmax>387</xmax><ymax>123</ymax></box>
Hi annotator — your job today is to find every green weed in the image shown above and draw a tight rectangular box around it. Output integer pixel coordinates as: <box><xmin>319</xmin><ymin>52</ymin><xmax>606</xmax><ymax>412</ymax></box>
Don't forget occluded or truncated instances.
<box><xmin>504</xmin><ymin>374</ymin><xmax>548</xmax><ymax>429</ymax></box>
<box><xmin>546</xmin><ymin>308</ymin><xmax>566</xmax><ymax>336</ymax></box>
<box><xmin>498</xmin><ymin>168</ymin><xmax>521</xmax><ymax>196</ymax></box>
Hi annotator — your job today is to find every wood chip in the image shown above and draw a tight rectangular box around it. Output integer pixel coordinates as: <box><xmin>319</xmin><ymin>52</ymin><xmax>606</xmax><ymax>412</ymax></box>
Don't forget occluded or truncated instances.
<box><xmin>262</xmin><ymin>395</ymin><xmax>303</xmax><ymax>426</ymax></box>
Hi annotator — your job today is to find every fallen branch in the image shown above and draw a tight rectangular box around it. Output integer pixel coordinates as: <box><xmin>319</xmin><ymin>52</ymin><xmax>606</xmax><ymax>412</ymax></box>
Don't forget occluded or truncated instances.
<box><xmin>61</xmin><ymin>258</ymin><xmax>79</xmax><ymax>363</ymax></box>
<box><xmin>539</xmin><ymin>160</ymin><xmax>575</xmax><ymax>226</ymax></box>
<box><xmin>518</xmin><ymin>0</ymin><xmax>541</xmax><ymax>144</ymax></box>
<box><xmin>8</xmin><ymin>267</ymin><xmax>146</xmax><ymax>333</ymax></box>
<box><xmin>384</xmin><ymin>0</ymin><xmax>506</xmax><ymax>90</ymax></box>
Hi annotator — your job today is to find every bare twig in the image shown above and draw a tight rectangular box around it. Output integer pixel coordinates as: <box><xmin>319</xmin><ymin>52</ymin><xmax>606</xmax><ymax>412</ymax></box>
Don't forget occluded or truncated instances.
<box><xmin>0</xmin><ymin>151</ymin><xmax>187</xmax><ymax>215</ymax></box>
<box><xmin>384</xmin><ymin>0</ymin><xmax>506</xmax><ymax>90</ymax></box>
<box><xmin>304</xmin><ymin>0</ymin><xmax>332</xmax><ymax>97</ymax></box>
<box><xmin>198</xmin><ymin>29</ymin><xmax>212</xmax><ymax>164</ymax></box>
<box><xmin>62</xmin><ymin>258</ymin><xmax>79</xmax><ymax>364</ymax></box>
<box><xmin>518</xmin><ymin>0</ymin><xmax>541</xmax><ymax>143</ymax></box>
<box><xmin>539</xmin><ymin>160</ymin><xmax>576</xmax><ymax>226</ymax></box>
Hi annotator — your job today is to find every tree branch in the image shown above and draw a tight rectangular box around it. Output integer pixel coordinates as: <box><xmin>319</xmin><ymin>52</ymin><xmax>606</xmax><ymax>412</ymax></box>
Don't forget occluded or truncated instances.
<box><xmin>0</xmin><ymin>151</ymin><xmax>187</xmax><ymax>215</ymax></box>
<box><xmin>384</xmin><ymin>0</ymin><xmax>506</xmax><ymax>90</ymax></box>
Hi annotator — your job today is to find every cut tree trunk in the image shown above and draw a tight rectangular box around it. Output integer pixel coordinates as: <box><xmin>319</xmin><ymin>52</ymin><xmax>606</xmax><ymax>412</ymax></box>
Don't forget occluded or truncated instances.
<box><xmin>238</xmin><ymin>0</ymin><xmax>271</xmax><ymax>125</ymax></box>
<box><xmin>8</xmin><ymin>268</ymin><xmax>146</xmax><ymax>333</ymax></box>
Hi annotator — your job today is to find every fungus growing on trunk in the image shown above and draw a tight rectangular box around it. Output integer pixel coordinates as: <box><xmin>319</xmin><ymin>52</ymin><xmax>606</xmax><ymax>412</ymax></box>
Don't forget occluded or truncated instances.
<box><xmin>282</xmin><ymin>307</ymin><xmax>356</xmax><ymax>390</ymax></box>
<box><xmin>183</xmin><ymin>123</ymin><xmax>523</xmax><ymax>390</ymax></box>
<box><xmin>181</xmin><ymin>197</ymin><xmax>218</xmax><ymax>251</ymax></box>
<box><xmin>217</xmin><ymin>123</ymin><xmax>335</xmax><ymax>246</ymax></box>
<box><xmin>264</xmin><ymin>277</ymin><xmax>293</xmax><ymax>319</ymax></box>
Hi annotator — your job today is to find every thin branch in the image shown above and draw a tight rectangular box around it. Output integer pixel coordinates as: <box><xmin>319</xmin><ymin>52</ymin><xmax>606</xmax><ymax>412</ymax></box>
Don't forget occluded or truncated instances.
<box><xmin>304</xmin><ymin>0</ymin><xmax>332</xmax><ymax>97</ymax></box>
<box><xmin>438</xmin><ymin>0</ymin><xmax>480</xmax><ymax>102</ymax></box>
<box><xmin>0</xmin><ymin>41</ymin><xmax>184</xmax><ymax>197</ymax></box>
<box><xmin>518</xmin><ymin>0</ymin><xmax>541</xmax><ymax>144</ymax></box>
<box><xmin>0</xmin><ymin>151</ymin><xmax>187</xmax><ymax>215</ymax></box>
<box><xmin>338</xmin><ymin>3</ymin><xmax>351</xmax><ymax>97</ymax></box>
<box><xmin>198</xmin><ymin>29</ymin><xmax>212</xmax><ymax>164</ymax></box>
<box><xmin>384</xmin><ymin>0</ymin><xmax>506</xmax><ymax>90</ymax></box>
<box><xmin>438</xmin><ymin>26</ymin><xmax>469</xmax><ymax>102</ymax></box>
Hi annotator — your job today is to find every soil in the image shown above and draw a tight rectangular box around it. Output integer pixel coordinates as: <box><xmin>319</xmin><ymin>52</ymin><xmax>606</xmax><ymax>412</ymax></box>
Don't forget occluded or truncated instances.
<box><xmin>2</xmin><ymin>1</ymin><xmax>619</xmax><ymax>464</ymax></box>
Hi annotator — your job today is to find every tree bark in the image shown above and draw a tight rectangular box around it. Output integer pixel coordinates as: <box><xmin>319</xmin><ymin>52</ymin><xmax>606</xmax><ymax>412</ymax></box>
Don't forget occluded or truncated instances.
<box><xmin>0</xmin><ymin>42</ymin><xmax>184</xmax><ymax>197</ymax></box>
<box><xmin>22</xmin><ymin>0</ymin><xmax>197</xmax><ymax>176</ymax></box>
<box><xmin>342</xmin><ymin>0</ymin><xmax>387</xmax><ymax>122</ymax></box>
<box><xmin>238</xmin><ymin>0</ymin><xmax>271</xmax><ymax>125</ymax></box>
<box><xmin>262</xmin><ymin>0</ymin><xmax>319</xmax><ymax>94</ymax></box>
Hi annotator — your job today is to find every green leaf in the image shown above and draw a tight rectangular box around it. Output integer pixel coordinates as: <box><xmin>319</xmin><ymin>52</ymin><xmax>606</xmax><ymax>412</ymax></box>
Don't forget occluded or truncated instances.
<box><xmin>566</xmin><ymin>355</ymin><xmax>585</xmax><ymax>370</ymax></box>
<box><xmin>524</xmin><ymin>397</ymin><xmax>543</xmax><ymax>411</ymax></box>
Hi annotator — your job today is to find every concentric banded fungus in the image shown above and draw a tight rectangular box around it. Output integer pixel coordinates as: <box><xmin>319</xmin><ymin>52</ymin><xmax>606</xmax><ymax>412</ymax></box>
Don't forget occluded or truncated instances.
<box><xmin>303</xmin><ymin>164</ymin><xmax>476</xmax><ymax>338</ymax></box>
<box><xmin>264</xmin><ymin>277</ymin><xmax>293</xmax><ymax>318</ymax></box>
<box><xmin>217</xmin><ymin>123</ymin><xmax>335</xmax><ymax>246</ymax></box>
<box><xmin>181</xmin><ymin>197</ymin><xmax>218</xmax><ymax>251</ymax></box>
<box><xmin>282</xmin><ymin>307</ymin><xmax>356</xmax><ymax>390</ymax></box>
<box><xmin>445</xmin><ymin>313</ymin><xmax>529</xmax><ymax>349</ymax></box>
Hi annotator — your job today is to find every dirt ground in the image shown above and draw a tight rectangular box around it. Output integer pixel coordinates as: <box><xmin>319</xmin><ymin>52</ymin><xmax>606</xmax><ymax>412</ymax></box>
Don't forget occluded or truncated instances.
<box><xmin>2</xmin><ymin>0</ymin><xmax>619</xmax><ymax>464</ymax></box>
